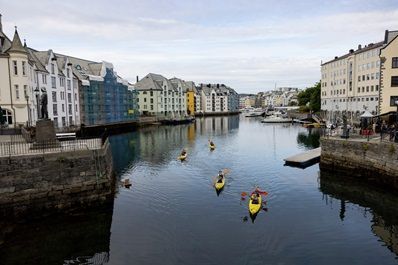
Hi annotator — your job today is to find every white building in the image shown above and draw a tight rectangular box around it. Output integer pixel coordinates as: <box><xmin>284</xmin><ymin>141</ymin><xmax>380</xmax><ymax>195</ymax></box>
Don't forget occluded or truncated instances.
<box><xmin>32</xmin><ymin>50</ymin><xmax>80</xmax><ymax>128</ymax></box>
<box><xmin>0</xmin><ymin>15</ymin><xmax>80</xmax><ymax>129</ymax></box>
<box><xmin>197</xmin><ymin>84</ymin><xmax>239</xmax><ymax>113</ymax></box>
<box><xmin>321</xmin><ymin>41</ymin><xmax>382</xmax><ymax>123</ymax></box>
<box><xmin>135</xmin><ymin>73</ymin><xmax>188</xmax><ymax>118</ymax></box>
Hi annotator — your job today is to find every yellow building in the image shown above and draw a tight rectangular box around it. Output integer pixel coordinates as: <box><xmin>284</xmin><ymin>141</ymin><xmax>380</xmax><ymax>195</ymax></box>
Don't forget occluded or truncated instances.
<box><xmin>186</xmin><ymin>89</ymin><xmax>195</xmax><ymax>115</ymax></box>
<box><xmin>380</xmin><ymin>30</ymin><xmax>398</xmax><ymax>114</ymax></box>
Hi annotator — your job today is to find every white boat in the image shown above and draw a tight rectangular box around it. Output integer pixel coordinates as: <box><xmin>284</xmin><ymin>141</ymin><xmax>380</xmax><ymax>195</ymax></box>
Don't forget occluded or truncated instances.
<box><xmin>261</xmin><ymin>112</ymin><xmax>292</xmax><ymax>123</ymax></box>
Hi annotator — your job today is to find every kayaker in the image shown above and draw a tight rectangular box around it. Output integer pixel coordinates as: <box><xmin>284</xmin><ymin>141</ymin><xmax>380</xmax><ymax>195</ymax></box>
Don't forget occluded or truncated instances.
<box><xmin>217</xmin><ymin>170</ymin><xmax>224</xmax><ymax>183</ymax></box>
<box><xmin>210</xmin><ymin>140</ymin><xmax>214</xmax><ymax>146</ymax></box>
<box><xmin>250</xmin><ymin>193</ymin><xmax>259</xmax><ymax>204</ymax></box>
<box><xmin>181</xmin><ymin>149</ymin><xmax>187</xmax><ymax>156</ymax></box>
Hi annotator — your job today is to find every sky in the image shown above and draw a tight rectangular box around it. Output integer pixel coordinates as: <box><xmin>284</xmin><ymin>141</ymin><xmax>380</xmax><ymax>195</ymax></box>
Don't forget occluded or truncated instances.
<box><xmin>1</xmin><ymin>0</ymin><xmax>398</xmax><ymax>94</ymax></box>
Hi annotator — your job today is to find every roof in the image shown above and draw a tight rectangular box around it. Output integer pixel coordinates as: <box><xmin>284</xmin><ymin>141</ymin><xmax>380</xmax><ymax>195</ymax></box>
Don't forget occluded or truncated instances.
<box><xmin>26</xmin><ymin>48</ymin><xmax>48</xmax><ymax>73</ymax></box>
<box><xmin>7</xmin><ymin>28</ymin><xmax>27</xmax><ymax>54</ymax></box>
<box><xmin>321</xmin><ymin>41</ymin><xmax>384</xmax><ymax>66</ymax></box>
<box><xmin>134</xmin><ymin>73</ymin><xmax>165</xmax><ymax>91</ymax></box>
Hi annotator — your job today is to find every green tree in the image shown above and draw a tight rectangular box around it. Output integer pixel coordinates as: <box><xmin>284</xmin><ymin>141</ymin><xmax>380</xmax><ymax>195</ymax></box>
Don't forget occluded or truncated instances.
<box><xmin>297</xmin><ymin>82</ymin><xmax>321</xmax><ymax>112</ymax></box>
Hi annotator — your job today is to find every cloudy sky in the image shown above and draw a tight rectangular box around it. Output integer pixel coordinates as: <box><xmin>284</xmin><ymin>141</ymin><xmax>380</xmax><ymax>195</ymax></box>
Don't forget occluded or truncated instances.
<box><xmin>1</xmin><ymin>0</ymin><xmax>398</xmax><ymax>93</ymax></box>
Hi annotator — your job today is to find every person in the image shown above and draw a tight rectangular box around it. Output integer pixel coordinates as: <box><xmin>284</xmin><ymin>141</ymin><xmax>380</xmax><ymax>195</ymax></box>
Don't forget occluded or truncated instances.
<box><xmin>217</xmin><ymin>170</ymin><xmax>224</xmax><ymax>183</ymax></box>
<box><xmin>181</xmin><ymin>149</ymin><xmax>187</xmax><ymax>156</ymax></box>
<box><xmin>210</xmin><ymin>140</ymin><xmax>214</xmax><ymax>146</ymax></box>
<box><xmin>250</xmin><ymin>192</ymin><xmax>259</xmax><ymax>204</ymax></box>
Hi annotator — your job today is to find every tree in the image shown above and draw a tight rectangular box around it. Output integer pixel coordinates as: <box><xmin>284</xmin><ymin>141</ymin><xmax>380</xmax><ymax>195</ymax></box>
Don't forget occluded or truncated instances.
<box><xmin>297</xmin><ymin>82</ymin><xmax>321</xmax><ymax>112</ymax></box>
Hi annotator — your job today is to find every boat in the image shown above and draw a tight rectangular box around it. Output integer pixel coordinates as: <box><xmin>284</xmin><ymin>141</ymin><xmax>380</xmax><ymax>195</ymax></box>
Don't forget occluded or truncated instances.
<box><xmin>209</xmin><ymin>143</ymin><xmax>216</xmax><ymax>150</ymax></box>
<box><xmin>178</xmin><ymin>153</ymin><xmax>187</xmax><ymax>161</ymax></box>
<box><xmin>261</xmin><ymin>111</ymin><xmax>292</xmax><ymax>123</ymax></box>
<box><xmin>214</xmin><ymin>177</ymin><xmax>225</xmax><ymax>190</ymax></box>
<box><xmin>249</xmin><ymin>194</ymin><xmax>262</xmax><ymax>215</ymax></box>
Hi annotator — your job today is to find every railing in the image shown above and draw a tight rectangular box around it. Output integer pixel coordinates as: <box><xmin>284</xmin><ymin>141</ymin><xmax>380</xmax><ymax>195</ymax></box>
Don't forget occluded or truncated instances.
<box><xmin>0</xmin><ymin>138</ymin><xmax>102</xmax><ymax>157</ymax></box>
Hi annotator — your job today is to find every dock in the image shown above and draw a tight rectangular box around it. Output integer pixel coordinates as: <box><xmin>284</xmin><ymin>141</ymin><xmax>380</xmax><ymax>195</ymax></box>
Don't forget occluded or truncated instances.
<box><xmin>284</xmin><ymin>147</ymin><xmax>321</xmax><ymax>168</ymax></box>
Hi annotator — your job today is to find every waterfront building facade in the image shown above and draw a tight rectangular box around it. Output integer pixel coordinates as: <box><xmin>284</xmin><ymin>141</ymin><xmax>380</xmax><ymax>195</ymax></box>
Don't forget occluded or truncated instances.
<box><xmin>66</xmin><ymin>58</ymin><xmax>138</xmax><ymax>126</ymax></box>
<box><xmin>33</xmin><ymin>50</ymin><xmax>81</xmax><ymax>128</ymax></box>
<box><xmin>321</xmin><ymin>41</ymin><xmax>382</xmax><ymax>123</ymax></box>
<box><xmin>198</xmin><ymin>84</ymin><xmax>239</xmax><ymax>113</ymax></box>
<box><xmin>379</xmin><ymin>30</ymin><xmax>398</xmax><ymax>114</ymax></box>
<box><xmin>135</xmin><ymin>73</ymin><xmax>187</xmax><ymax>118</ymax></box>
<box><xmin>0</xmin><ymin>24</ymin><xmax>38</xmax><ymax>128</ymax></box>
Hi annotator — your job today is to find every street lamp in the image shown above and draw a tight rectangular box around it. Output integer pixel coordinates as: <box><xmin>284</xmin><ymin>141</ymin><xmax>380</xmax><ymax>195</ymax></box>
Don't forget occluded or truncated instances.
<box><xmin>34</xmin><ymin>87</ymin><xmax>40</xmax><ymax>121</ymax></box>
<box><xmin>25</xmin><ymin>94</ymin><xmax>30</xmax><ymax>127</ymax></box>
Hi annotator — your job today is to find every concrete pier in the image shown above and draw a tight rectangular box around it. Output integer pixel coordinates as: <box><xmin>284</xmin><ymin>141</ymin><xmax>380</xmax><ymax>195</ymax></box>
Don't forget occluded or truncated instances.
<box><xmin>284</xmin><ymin>147</ymin><xmax>321</xmax><ymax>168</ymax></box>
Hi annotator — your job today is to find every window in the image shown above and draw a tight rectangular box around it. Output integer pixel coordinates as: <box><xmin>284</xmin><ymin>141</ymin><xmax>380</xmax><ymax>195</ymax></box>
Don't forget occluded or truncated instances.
<box><xmin>52</xmin><ymin>91</ymin><xmax>57</xmax><ymax>102</ymax></box>
<box><xmin>60</xmin><ymin>91</ymin><xmax>64</xmax><ymax>100</ymax></box>
<box><xmin>62</xmin><ymin>117</ymin><xmax>66</xmax><ymax>126</ymax></box>
<box><xmin>358</xmin><ymin>76</ymin><xmax>361</xmax><ymax>82</ymax></box>
<box><xmin>150</xmin><ymin>98</ymin><xmax>153</xmax><ymax>103</ymax></box>
<box><xmin>74</xmin><ymin>93</ymin><xmax>77</xmax><ymax>101</ymax></box>
<box><xmin>144</xmin><ymin>98</ymin><xmax>147</xmax><ymax>102</ymax></box>
<box><xmin>371</xmin><ymin>85</ymin><xmax>374</xmax><ymax>92</ymax></box>
<box><xmin>392</xmin><ymin>76</ymin><xmax>398</xmax><ymax>87</ymax></box>
<box><xmin>62</xmin><ymin>104</ymin><xmax>65</xmax><ymax>112</ymax></box>
<box><xmin>67</xmin><ymin>80</ymin><xmax>71</xmax><ymax>90</ymax></box>
<box><xmin>51</xmin><ymin>77</ymin><xmax>56</xmax><ymax>88</ymax></box>
<box><xmin>13</xmin><ymin>61</ymin><xmax>18</xmax><ymax>75</ymax></box>
<box><xmin>51</xmin><ymin>63</ymin><xmax>55</xmax><ymax>74</ymax></box>
<box><xmin>150</xmin><ymin>91</ymin><xmax>153</xmax><ymax>96</ymax></box>
<box><xmin>376</xmin><ymin>72</ymin><xmax>379</xmax><ymax>79</ymax></box>
<box><xmin>42</xmin><ymin>74</ymin><xmax>47</xmax><ymax>84</ymax></box>
<box><xmin>366</xmin><ymin>86</ymin><xmax>369</xmax><ymax>92</ymax></box>
<box><xmin>69</xmin><ymin>116</ymin><xmax>73</xmax><ymax>125</ymax></box>
<box><xmin>24</xmin><ymin>85</ymin><xmax>27</xmax><ymax>97</ymax></box>
<box><xmin>68</xmin><ymin>104</ymin><xmax>72</xmax><ymax>115</ymax></box>
<box><xmin>67</xmin><ymin>68</ymin><xmax>70</xmax><ymax>78</ymax></box>
<box><xmin>53</xmin><ymin>104</ymin><xmax>58</xmax><ymax>116</ymax></box>
<box><xmin>362</xmin><ymin>75</ymin><xmax>365</xmax><ymax>81</ymax></box>
<box><xmin>53</xmin><ymin>117</ymin><xmax>58</xmax><ymax>127</ymax></box>
<box><xmin>376</xmin><ymin>85</ymin><xmax>379</xmax><ymax>91</ymax></box>
<box><xmin>22</xmin><ymin>61</ymin><xmax>26</xmax><ymax>75</ymax></box>
<box><xmin>75</xmin><ymin>104</ymin><xmax>77</xmax><ymax>111</ymax></box>
<box><xmin>393</xmin><ymin>57</ymin><xmax>398</xmax><ymax>68</ymax></box>
<box><xmin>15</xmin><ymin>85</ymin><xmax>19</xmax><ymax>99</ymax></box>
<box><xmin>73</xmin><ymin>79</ymin><xmax>77</xmax><ymax>89</ymax></box>
<box><xmin>60</xmin><ymin>77</ymin><xmax>65</xmax><ymax>87</ymax></box>
<box><xmin>68</xmin><ymin>93</ymin><xmax>72</xmax><ymax>103</ymax></box>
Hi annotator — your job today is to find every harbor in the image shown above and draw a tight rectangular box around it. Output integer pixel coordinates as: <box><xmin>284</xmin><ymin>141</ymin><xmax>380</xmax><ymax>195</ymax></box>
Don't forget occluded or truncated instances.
<box><xmin>1</xmin><ymin>116</ymin><xmax>397</xmax><ymax>265</ymax></box>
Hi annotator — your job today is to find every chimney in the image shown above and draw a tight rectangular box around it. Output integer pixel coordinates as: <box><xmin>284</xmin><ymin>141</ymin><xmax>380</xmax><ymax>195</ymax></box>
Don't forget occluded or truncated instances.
<box><xmin>334</xmin><ymin>56</ymin><xmax>338</xmax><ymax>59</ymax></box>
<box><xmin>136</xmin><ymin>75</ymin><xmax>139</xmax><ymax>82</ymax></box>
<box><xmin>358</xmin><ymin>44</ymin><xmax>362</xmax><ymax>50</ymax></box>
<box><xmin>349</xmin><ymin>49</ymin><xmax>354</xmax><ymax>54</ymax></box>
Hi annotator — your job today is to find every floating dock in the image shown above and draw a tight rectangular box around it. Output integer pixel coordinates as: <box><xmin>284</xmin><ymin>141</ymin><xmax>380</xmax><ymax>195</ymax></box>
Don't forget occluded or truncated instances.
<box><xmin>284</xmin><ymin>147</ymin><xmax>321</xmax><ymax>168</ymax></box>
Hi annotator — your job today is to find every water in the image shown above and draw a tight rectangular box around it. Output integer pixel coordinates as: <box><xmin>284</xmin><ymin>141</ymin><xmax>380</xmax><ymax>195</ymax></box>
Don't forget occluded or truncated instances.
<box><xmin>1</xmin><ymin>116</ymin><xmax>397</xmax><ymax>265</ymax></box>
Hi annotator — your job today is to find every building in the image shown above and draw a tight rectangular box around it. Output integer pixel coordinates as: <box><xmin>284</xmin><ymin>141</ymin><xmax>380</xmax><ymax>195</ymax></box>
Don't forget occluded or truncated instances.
<box><xmin>321</xmin><ymin>39</ymin><xmax>383</xmax><ymax>123</ymax></box>
<box><xmin>0</xmin><ymin>23</ymin><xmax>38</xmax><ymax>128</ymax></box>
<box><xmin>65</xmin><ymin>57</ymin><xmax>138</xmax><ymax>126</ymax></box>
<box><xmin>30</xmin><ymin>50</ymin><xmax>81</xmax><ymax>128</ymax></box>
<box><xmin>135</xmin><ymin>73</ymin><xmax>187</xmax><ymax>118</ymax></box>
<box><xmin>379</xmin><ymin>30</ymin><xmax>398</xmax><ymax>114</ymax></box>
<box><xmin>198</xmin><ymin>83</ymin><xmax>239</xmax><ymax>113</ymax></box>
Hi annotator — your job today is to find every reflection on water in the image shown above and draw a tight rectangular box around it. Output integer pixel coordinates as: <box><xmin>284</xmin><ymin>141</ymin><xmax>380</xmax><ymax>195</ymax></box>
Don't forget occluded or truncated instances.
<box><xmin>0</xmin><ymin>204</ymin><xmax>114</xmax><ymax>265</ymax></box>
<box><xmin>296</xmin><ymin>128</ymin><xmax>321</xmax><ymax>149</ymax></box>
<box><xmin>319</xmin><ymin>171</ymin><xmax>398</xmax><ymax>258</ymax></box>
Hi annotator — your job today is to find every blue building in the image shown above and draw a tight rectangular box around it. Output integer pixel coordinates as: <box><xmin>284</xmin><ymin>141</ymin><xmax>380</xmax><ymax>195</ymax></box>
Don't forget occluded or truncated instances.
<box><xmin>59</xmin><ymin>57</ymin><xmax>139</xmax><ymax>126</ymax></box>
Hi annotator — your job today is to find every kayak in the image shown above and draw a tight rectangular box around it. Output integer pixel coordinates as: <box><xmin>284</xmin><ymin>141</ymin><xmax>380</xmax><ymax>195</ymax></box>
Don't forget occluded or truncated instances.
<box><xmin>214</xmin><ymin>177</ymin><xmax>225</xmax><ymax>190</ymax></box>
<box><xmin>209</xmin><ymin>144</ymin><xmax>216</xmax><ymax>150</ymax></box>
<box><xmin>178</xmin><ymin>153</ymin><xmax>187</xmax><ymax>161</ymax></box>
<box><xmin>249</xmin><ymin>194</ymin><xmax>262</xmax><ymax>215</ymax></box>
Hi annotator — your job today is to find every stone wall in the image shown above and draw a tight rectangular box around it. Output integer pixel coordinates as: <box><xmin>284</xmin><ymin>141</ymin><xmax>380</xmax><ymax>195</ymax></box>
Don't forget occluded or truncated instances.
<box><xmin>0</xmin><ymin>139</ymin><xmax>114</xmax><ymax>219</ymax></box>
<box><xmin>320</xmin><ymin>138</ymin><xmax>398</xmax><ymax>190</ymax></box>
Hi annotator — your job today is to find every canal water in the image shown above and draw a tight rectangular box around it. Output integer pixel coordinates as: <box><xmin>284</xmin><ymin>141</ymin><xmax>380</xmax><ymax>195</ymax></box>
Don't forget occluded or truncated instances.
<box><xmin>1</xmin><ymin>116</ymin><xmax>398</xmax><ymax>265</ymax></box>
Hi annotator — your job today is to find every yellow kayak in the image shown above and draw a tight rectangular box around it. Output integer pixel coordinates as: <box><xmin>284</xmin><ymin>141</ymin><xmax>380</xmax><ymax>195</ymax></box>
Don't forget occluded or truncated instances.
<box><xmin>178</xmin><ymin>153</ymin><xmax>187</xmax><ymax>161</ymax></box>
<box><xmin>209</xmin><ymin>144</ymin><xmax>216</xmax><ymax>150</ymax></box>
<box><xmin>249</xmin><ymin>195</ymin><xmax>262</xmax><ymax>215</ymax></box>
<box><xmin>214</xmin><ymin>177</ymin><xmax>225</xmax><ymax>190</ymax></box>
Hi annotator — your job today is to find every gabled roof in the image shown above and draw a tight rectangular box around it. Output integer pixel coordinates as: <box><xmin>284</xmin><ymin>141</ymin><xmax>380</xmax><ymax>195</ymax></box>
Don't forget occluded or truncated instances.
<box><xmin>135</xmin><ymin>73</ymin><xmax>165</xmax><ymax>91</ymax></box>
<box><xmin>26</xmin><ymin>47</ymin><xmax>48</xmax><ymax>73</ymax></box>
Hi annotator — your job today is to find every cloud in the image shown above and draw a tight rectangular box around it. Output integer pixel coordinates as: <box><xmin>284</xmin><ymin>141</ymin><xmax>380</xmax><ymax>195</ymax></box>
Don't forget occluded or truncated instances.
<box><xmin>1</xmin><ymin>0</ymin><xmax>397</xmax><ymax>93</ymax></box>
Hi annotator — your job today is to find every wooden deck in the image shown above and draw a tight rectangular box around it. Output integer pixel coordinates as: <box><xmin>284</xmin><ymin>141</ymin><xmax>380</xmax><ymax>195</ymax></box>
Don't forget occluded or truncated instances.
<box><xmin>284</xmin><ymin>147</ymin><xmax>321</xmax><ymax>168</ymax></box>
